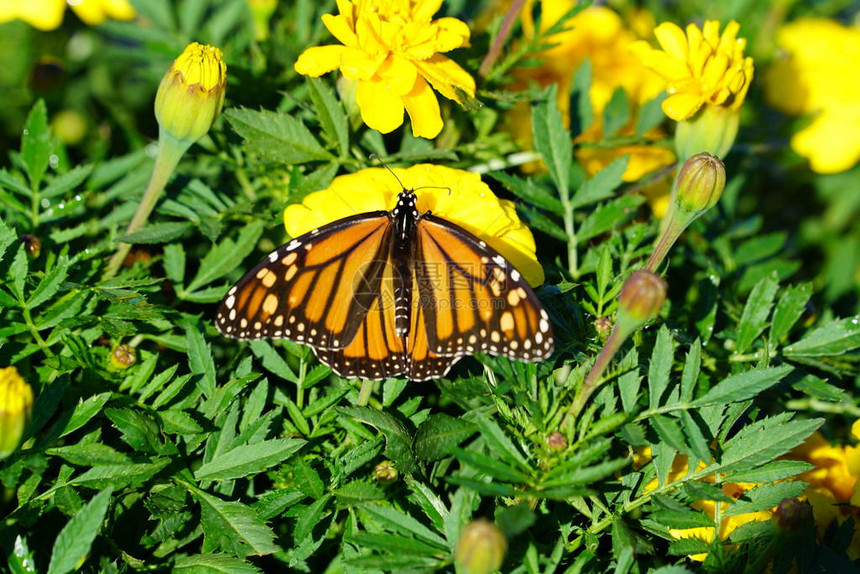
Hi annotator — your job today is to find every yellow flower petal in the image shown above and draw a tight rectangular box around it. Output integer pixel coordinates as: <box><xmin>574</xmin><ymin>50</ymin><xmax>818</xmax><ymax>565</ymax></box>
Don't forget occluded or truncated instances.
<box><xmin>323</xmin><ymin>13</ymin><xmax>357</xmax><ymax>48</ymax></box>
<box><xmin>295</xmin><ymin>45</ymin><xmax>348</xmax><ymax>77</ymax></box>
<box><xmin>662</xmin><ymin>92</ymin><xmax>704</xmax><ymax>121</ymax></box>
<box><xmin>356</xmin><ymin>78</ymin><xmax>405</xmax><ymax>134</ymax></box>
<box><xmin>378</xmin><ymin>55</ymin><xmax>419</xmax><ymax>96</ymax></box>
<box><xmin>0</xmin><ymin>0</ymin><xmax>65</xmax><ymax>30</ymax></box>
<box><xmin>792</xmin><ymin>110</ymin><xmax>860</xmax><ymax>174</ymax></box>
<box><xmin>412</xmin><ymin>54</ymin><xmax>475</xmax><ymax>105</ymax></box>
<box><xmin>654</xmin><ymin>22</ymin><xmax>688</xmax><ymax>61</ymax></box>
<box><xmin>341</xmin><ymin>47</ymin><xmax>384</xmax><ymax>80</ymax></box>
<box><xmin>402</xmin><ymin>76</ymin><xmax>443</xmax><ymax>138</ymax></box>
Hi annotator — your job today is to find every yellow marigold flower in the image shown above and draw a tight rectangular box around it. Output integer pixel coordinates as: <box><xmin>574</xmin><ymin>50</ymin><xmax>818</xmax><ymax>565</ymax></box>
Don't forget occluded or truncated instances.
<box><xmin>283</xmin><ymin>164</ymin><xmax>545</xmax><ymax>286</ymax></box>
<box><xmin>294</xmin><ymin>0</ymin><xmax>476</xmax><ymax>139</ymax></box>
<box><xmin>0</xmin><ymin>0</ymin><xmax>135</xmax><ymax>30</ymax></box>
<box><xmin>631</xmin><ymin>20</ymin><xmax>753</xmax><ymax>122</ymax></box>
<box><xmin>155</xmin><ymin>43</ymin><xmax>227</xmax><ymax>146</ymax></box>
<box><xmin>634</xmin><ymin>447</ymin><xmax>773</xmax><ymax>562</ymax></box>
<box><xmin>764</xmin><ymin>18</ymin><xmax>860</xmax><ymax>173</ymax></box>
<box><xmin>0</xmin><ymin>366</ymin><xmax>34</xmax><ymax>460</ymax></box>
<box><xmin>632</xmin><ymin>20</ymin><xmax>754</xmax><ymax>159</ymax></box>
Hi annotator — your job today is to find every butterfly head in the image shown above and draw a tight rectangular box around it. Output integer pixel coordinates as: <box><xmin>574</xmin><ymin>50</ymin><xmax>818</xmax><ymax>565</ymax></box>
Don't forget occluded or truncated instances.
<box><xmin>392</xmin><ymin>188</ymin><xmax>420</xmax><ymax>220</ymax></box>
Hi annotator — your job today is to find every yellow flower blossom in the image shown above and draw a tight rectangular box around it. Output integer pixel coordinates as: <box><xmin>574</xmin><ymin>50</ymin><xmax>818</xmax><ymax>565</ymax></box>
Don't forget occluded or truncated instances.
<box><xmin>283</xmin><ymin>164</ymin><xmax>545</xmax><ymax>286</ymax></box>
<box><xmin>764</xmin><ymin>18</ymin><xmax>860</xmax><ymax>174</ymax></box>
<box><xmin>631</xmin><ymin>20</ymin><xmax>754</xmax><ymax>159</ymax></box>
<box><xmin>787</xmin><ymin>423</ymin><xmax>860</xmax><ymax>559</ymax></box>
<box><xmin>504</xmin><ymin>3</ymin><xmax>674</xmax><ymax>194</ymax></box>
<box><xmin>631</xmin><ymin>20</ymin><xmax>753</xmax><ymax>122</ymax></box>
<box><xmin>0</xmin><ymin>0</ymin><xmax>135</xmax><ymax>30</ymax></box>
<box><xmin>633</xmin><ymin>447</ymin><xmax>773</xmax><ymax>562</ymax></box>
<box><xmin>0</xmin><ymin>366</ymin><xmax>33</xmax><ymax>460</ymax></box>
<box><xmin>294</xmin><ymin>0</ymin><xmax>476</xmax><ymax>139</ymax></box>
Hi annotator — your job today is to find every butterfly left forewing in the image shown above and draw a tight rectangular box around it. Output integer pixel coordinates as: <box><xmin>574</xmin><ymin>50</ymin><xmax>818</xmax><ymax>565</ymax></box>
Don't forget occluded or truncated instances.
<box><xmin>412</xmin><ymin>215</ymin><xmax>554</xmax><ymax>363</ymax></box>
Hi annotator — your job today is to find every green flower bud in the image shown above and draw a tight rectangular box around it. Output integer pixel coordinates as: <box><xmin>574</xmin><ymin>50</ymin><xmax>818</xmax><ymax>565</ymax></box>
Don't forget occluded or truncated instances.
<box><xmin>374</xmin><ymin>460</ymin><xmax>398</xmax><ymax>483</ymax></box>
<box><xmin>674</xmin><ymin>153</ymin><xmax>726</xmax><ymax>215</ymax></box>
<box><xmin>0</xmin><ymin>366</ymin><xmax>34</xmax><ymax>460</ymax></box>
<box><xmin>455</xmin><ymin>518</ymin><xmax>507</xmax><ymax>574</ymax></box>
<box><xmin>109</xmin><ymin>344</ymin><xmax>137</xmax><ymax>370</ymax></box>
<box><xmin>675</xmin><ymin>104</ymin><xmax>740</xmax><ymax>160</ymax></box>
<box><xmin>617</xmin><ymin>271</ymin><xmax>667</xmax><ymax>331</ymax></box>
<box><xmin>154</xmin><ymin>43</ymin><xmax>226</xmax><ymax>145</ymax></box>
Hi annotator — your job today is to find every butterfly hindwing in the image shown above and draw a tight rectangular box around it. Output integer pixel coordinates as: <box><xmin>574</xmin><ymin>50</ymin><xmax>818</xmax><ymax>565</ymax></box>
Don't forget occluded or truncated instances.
<box><xmin>216</xmin><ymin>212</ymin><xmax>392</xmax><ymax>350</ymax></box>
<box><xmin>411</xmin><ymin>214</ymin><xmax>554</xmax><ymax>363</ymax></box>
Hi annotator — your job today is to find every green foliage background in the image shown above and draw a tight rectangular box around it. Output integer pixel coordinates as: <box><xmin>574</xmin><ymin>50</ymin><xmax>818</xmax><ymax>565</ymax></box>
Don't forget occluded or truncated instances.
<box><xmin>0</xmin><ymin>0</ymin><xmax>859</xmax><ymax>573</ymax></box>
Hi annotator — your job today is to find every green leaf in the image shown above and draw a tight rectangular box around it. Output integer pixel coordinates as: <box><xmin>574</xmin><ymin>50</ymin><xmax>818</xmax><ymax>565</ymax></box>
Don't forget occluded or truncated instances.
<box><xmin>649</xmin><ymin>509</ymin><xmax>713</xmax><ymax>529</ymax></box>
<box><xmin>195</xmin><ymin>437</ymin><xmax>305</xmax><ymax>481</ymax></box>
<box><xmin>338</xmin><ymin>406</ymin><xmax>417</xmax><ymax>473</ymax></box>
<box><xmin>8</xmin><ymin>535</ymin><xmax>36</xmax><ymax>574</ymax></box>
<box><xmin>306</xmin><ymin>77</ymin><xmax>349</xmax><ymax>158</ymax></box>
<box><xmin>116</xmin><ymin>221</ymin><xmax>193</xmax><ymax>244</ymax></box>
<box><xmin>680</xmin><ymin>411</ymin><xmax>712</xmax><ymax>463</ymax></box>
<box><xmin>690</xmin><ymin>365</ymin><xmax>793</xmax><ymax>407</ymax></box>
<box><xmin>333</xmin><ymin>481</ymin><xmax>386</xmax><ymax>505</ymax></box>
<box><xmin>603</xmin><ymin>88</ymin><xmax>631</xmax><ymax>137</ymax></box>
<box><xmin>172</xmin><ymin>553</ymin><xmax>261</xmax><ymax>574</ymax></box>
<box><xmin>531</xmin><ymin>84</ymin><xmax>571</xmax><ymax>197</ymax></box>
<box><xmin>679</xmin><ymin>339</ymin><xmax>701</xmax><ymax>403</ymax></box>
<box><xmin>70</xmin><ymin>460</ymin><xmax>170</xmax><ymax>489</ymax></box>
<box><xmin>474</xmin><ymin>412</ymin><xmax>530</xmax><ymax>471</ymax></box>
<box><xmin>163</xmin><ymin>243</ymin><xmax>186</xmax><ymax>284</ymax></box>
<box><xmin>27</xmin><ymin>254</ymin><xmax>69</xmax><ymax>309</ymax></box>
<box><xmin>577</xmin><ymin>195</ymin><xmax>643</xmax><ymax>242</ymax></box>
<box><xmin>648</xmin><ymin>326</ymin><xmax>674</xmax><ymax>408</ymax></box>
<box><xmin>635</xmin><ymin>93</ymin><xmax>667</xmax><ymax>136</ymax></box>
<box><xmin>572</xmin><ymin>157</ymin><xmax>628</xmax><ymax>208</ymax></box>
<box><xmin>357</xmin><ymin>503</ymin><xmax>448</xmax><ymax>549</ymax></box>
<box><xmin>736</xmin><ymin>272</ymin><xmax>780</xmax><ymax>353</ymax></box>
<box><xmin>185</xmin><ymin>221</ymin><xmax>264</xmax><ymax>294</ymax></box>
<box><xmin>792</xmin><ymin>374</ymin><xmax>848</xmax><ymax>402</ymax></box>
<box><xmin>47</xmin><ymin>489</ymin><xmax>112</xmax><ymax>574</ymax></box>
<box><xmin>451</xmin><ymin>447</ymin><xmax>531</xmax><ymax>483</ymax></box>
<box><xmin>784</xmin><ymin>316</ymin><xmax>860</xmax><ymax>357</ymax></box>
<box><xmin>21</xmin><ymin>100</ymin><xmax>51</xmax><ymax>189</ymax></box>
<box><xmin>105</xmin><ymin>407</ymin><xmax>164</xmax><ymax>454</ymax></box>
<box><xmin>186</xmin><ymin>322</ymin><xmax>216</xmax><ymax>398</ymax></box>
<box><xmin>292</xmin><ymin>457</ymin><xmax>325</xmax><ymax>499</ymax></box>
<box><xmin>414</xmin><ymin>414</ymin><xmax>477</xmax><ymax>461</ymax></box>
<box><xmin>488</xmin><ymin>171</ymin><xmax>564</xmax><ymax>214</ymax></box>
<box><xmin>722</xmin><ymin>480</ymin><xmax>807</xmax><ymax>517</ymax></box>
<box><xmin>225</xmin><ymin>107</ymin><xmax>332</xmax><ymax>164</ymax></box>
<box><xmin>770</xmin><ymin>282</ymin><xmax>813</xmax><ymax>343</ymax></box>
<box><xmin>293</xmin><ymin>494</ymin><xmax>333</xmax><ymax>543</ymax></box>
<box><xmin>723</xmin><ymin>460</ymin><xmax>815</xmax><ymax>483</ymax></box>
<box><xmin>650</xmin><ymin>415</ymin><xmax>687</xmax><ymax>453</ymax></box>
<box><xmin>40</xmin><ymin>165</ymin><xmax>93</xmax><ymax>199</ymax></box>
<box><xmin>192</xmin><ymin>487</ymin><xmax>279</xmax><ymax>558</ymax></box>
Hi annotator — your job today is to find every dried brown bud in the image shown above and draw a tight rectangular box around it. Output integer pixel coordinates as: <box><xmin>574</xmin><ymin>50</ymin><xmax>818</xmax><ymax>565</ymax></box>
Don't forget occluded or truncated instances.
<box><xmin>109</xmin><ymin>345</ymin><xmax>137</xmax><ymax>370</ymax></box>
<box><xmin>374</xmin><ymin>460</ymin><xmax>398</xmax><ymax>483</ymax></box>
<box><xmin>20</xmin><ymin>234</ymin><xmax>41</xmax><ymax>259</ymax></box>
<box><xmin>774</xmin><ymin>497</ymin><xmax>812</xmax><ymax>535</ymax></box>
<box><xmin>546</xmin><ymin>432</ymin><xmax>567</xmax><ymax>451</ymax></box>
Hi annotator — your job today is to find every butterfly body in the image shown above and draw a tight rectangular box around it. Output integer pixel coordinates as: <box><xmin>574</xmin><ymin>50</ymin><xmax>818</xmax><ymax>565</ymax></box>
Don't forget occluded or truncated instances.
<box><xmin>217</xmin><ymin>188</ymin><xmax>554</xmax><ymax>381</ymax></box>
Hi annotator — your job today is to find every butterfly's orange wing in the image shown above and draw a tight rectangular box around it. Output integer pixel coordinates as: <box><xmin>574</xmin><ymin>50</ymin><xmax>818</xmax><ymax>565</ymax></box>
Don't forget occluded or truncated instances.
<box><xmin>407</xmin><ymin>215</ymin><xmax>554</xmax><ymax>375</ymax></box>
<box><xmin>216</xmin><ymin>213</ymin><xmax>392</xmax><ymax>352</ymax></box>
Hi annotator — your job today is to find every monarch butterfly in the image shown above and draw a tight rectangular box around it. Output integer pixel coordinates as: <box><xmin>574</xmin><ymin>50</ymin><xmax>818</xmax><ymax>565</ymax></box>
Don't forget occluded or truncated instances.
<box><xmin>216</xmin><ymin>186</ymin><xmax>554</xmax><ymax>381</ymax></box>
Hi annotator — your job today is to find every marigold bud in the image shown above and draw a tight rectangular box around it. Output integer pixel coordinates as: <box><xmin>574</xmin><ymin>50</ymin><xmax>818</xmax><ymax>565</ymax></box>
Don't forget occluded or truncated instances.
<box><xmin>154</xmin><ymin>43</ymin><xmax>226</xmax><ymax>145</ymax></box>
<box><xmin>19</xmin><ymin>234</ymin><xmax>41</xmax><ymax>259</ymax></box>
<box><xmin>773</xmin><ymin>497</ymin><xmax>813</xmax><ymax>535</ymax></box>
<box><xmin>617</xmin><ymin>271</ymin><xmax>667</xmax><ymax>327</ymax></box>
<box><xmin>374</xmin><ymin>460</ymin><xmax>398</xmax><ymax>482</ymax></box>
<box><xmin>455</xmin><ymin>518</ymin><xmax>507</xmax><ymax>574</ymax></box>
<box><xmin>546</xmin><ymin>432</ymin><xmax>567</xmax><ymax>451</ymax></box>
<box><xmin>675</xmin><ymin>153</ymin><xmax>726</xmax><ymax>214</ymax></box>
<box><xmin>109</xmin><ymin>345</ymin><xmax>137</xmax><ymax>370</ymax></box>
<box><xmin>0</xmin><ymin>366</ymin><xmax>34</xmax><ymax>460</ymax></box>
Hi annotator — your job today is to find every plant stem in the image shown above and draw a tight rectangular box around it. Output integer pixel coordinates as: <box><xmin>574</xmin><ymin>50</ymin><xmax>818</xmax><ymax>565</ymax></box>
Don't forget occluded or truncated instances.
<box><xmin>564</xmin><ymin>328</ymin><xmax>622</xmax><ymax>425</ymax></box>
<box><xmin>104</xmin><ymin>135</ymin><xmax>188</xmax><ymax>279</ymax></box>
<box><xmin>479</xmin><ymin>0</ymin><xmax>526</xmax><ymax>77</ymax></box>
<box><xmin>645</xmin><ymin>212</ymin><xmax>685</xmax><ymax>272</ymax></box>
<box><xmin>357</xmin><ymin>379</ymin><xmax>374</xmax><ymax>407</ymax></box>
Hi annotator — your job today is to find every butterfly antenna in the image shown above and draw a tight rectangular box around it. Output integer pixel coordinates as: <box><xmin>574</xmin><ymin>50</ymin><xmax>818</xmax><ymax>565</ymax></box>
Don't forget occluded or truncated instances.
<box><xmin>369</xmin><ymin>153</ymin><xmax>409</xmax><ymax>191</ymax></box>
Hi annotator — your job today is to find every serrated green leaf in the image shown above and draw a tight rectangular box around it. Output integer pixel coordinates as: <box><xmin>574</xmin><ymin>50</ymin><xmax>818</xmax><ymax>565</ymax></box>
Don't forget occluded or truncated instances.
<box><xmin>306</xmin><ymin>77</ymin><xmax>349</xmax><ymax>158</ymax></box>
<box><xmin>531</xmin><ymin>84</ymin><xmax>571</xmax><ymax>197</ymax></box>
<box><xmin>163</xmin><ymin>243</ymin><xmax>186</xmax><ymax>284</ymax></box>
<box><xmin>60</xmin><ymin>392</ymin><xmax>111</xmax><ymax>438</ymax></box>
<box><xmin>186</xmin><ymin>221</ymin><xmax>264</xmax><ymax>293</ymax></box>
<box><xmin>487</xmin><ymin>171</ymin><xmax>564</xmax><ymax>214</ymax></box>
<box><xmin>47</xmin><ymin>489</ymin><xmax>112</xmax><ymax>574</ymax></box>
<box><xmin>770</xmin><ymin>282</ymin><xmax>813</xmax><ymax>343</ymax></box>
<box><xmin>690</xmin><ymin>365</ymin><xmax>793</xmax><ymax>407</ymax></box>
<box><xmin>292</xmin><ymin>457</ymin><xmax>325</xmax><ymax>499</ymax></box>
<box><xmin>192</xmin><ymin>488</ymin><xmax>278</xmax><ymax>558</ymax></box>
<box><xmin>679</xmin><ymin>339</ymin><xmax>701</xmax><ymax>403</ymax></box>
<box><xmin>333</xmin><ymin>481</ymin><xmax>386</xmax><ymax>505</ymax></box>
<box><xmin>27</xmin><ymin>255</ymin><xmax>69</xmax><ymax>309</ymax></box>
<box><xmin>105</xmin><ymin>407</ymin><xmax>164</xmax><ymax>453</ymax></box>
<box><xmin>736</xmin><ymin>272</ymin><xmax>780</xmax><ymax>353</ymax></box>
<box><xmin>172</xmin><ymin>553</ymin><xmax>261</xmax><ymax>574</ymax></box>
<box><xmin>40</xmin><ymin>165</ymin><xmax>92</xmax><ymax>199</ymax></box>
<box><xmin>116</xmin><ymin>221</ymin><xmax>193</xmax><ymax>244</ymax></box>
<box><xmin>649</xmin><ymin>509</ymin><xmax>713</xmax><ymax>529</ymax></box>
<box><xmin>186</xmin><ymin>322</ymin><xmax>216</xmax><ymax>398</ymax></box>
<box><xmin>648</xmin><ymin>326</ymin><xmax>674</xmax><ymax>409</ymax></box>
<box><xmin>792</xmin><ymin>374</ymin><xmax>848</xmax><ymax>402</ymax></box>
<box><xmin>71</xmin><ymin>460</ymin><xmax>170</xmax><ymax>489</ymax></box>
<box><xmin>784</xmin><ymin>316</ymin><xmax>860</xmax><ymax>357</ymax></box>
<box><xmin>451</xmin><ymin>447</ymin><xmax>531</xmax><ymax>483</ymax></box>
<box><xmin>293</xmin><ymin>493</ymin><xmax>333</xmax><ymax>543</ymax></box>
<box><xmin>577</xmin><ymin>195</ymin><xmax>643</xmax><ymax>242</ymax></box>
<box><xmin>225</xmin><ymin>107</ymin><xmax>332</xmax><ymax>164</ymax></box>
<box><xmin>572</xmin><ymin>157</ymin><xmax>628</xmax><ymax>208</ymax></box>
<box><xmin>414</xmin><ymin>414</ymin><xmax>476</xmax><ymax>461</ymax></box>
<box><xmin>8</xmin><ymin>535</ymin><xmax>37</xmax><ymax>574</ymax></box>
<box><xmin>21</xmin><ymin>100</ymin><xmax>51</xmax><ymax>189</ymax></box>
<box><xmin>722</xmin><ymin>480</ymin><xmax>807</xmax><ymax>517</ymax></box>
<box><xmin>723</xmin><ymin>460</ymin><xmax>814</xmax><ymax>483</ymax></box>
<box><xmin>338</xmin><ymin>406</ymin><xmax>417</xmax><ymax>473</ymax></box>
<box><xmin>357</xmin><ymin>503</ymin><xmax>448</xmax><ymax>549</ymax></box>
<box><xmin>679</xmin><ymin>411</ymin><xmax>711</xmax><ymax>462</ymax></box>
<box><xmin>195</xmin><ymin>438</ymin><xmax>305</xmax><ymax>481</ymax></box>
<box><xmin>650</xmin><ymin>415</ymin><xmax>687</xmax><ymax>453</ymax></box>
